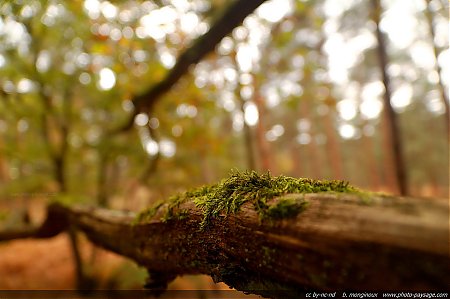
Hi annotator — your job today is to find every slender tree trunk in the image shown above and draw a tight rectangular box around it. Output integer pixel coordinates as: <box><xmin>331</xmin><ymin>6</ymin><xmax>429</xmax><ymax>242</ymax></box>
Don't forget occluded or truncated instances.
<box><xmin>287</xmin><ymin>111</ymin><xmax>304</xmax><ymax>177</ymax></box>
<box><xmin>242</xmin><ymin>113</ymin><xmax>257</xmax><ymax>171</ymax></box>
<box><xmin>301</xmin><ymin>100</ymin><xmax>322</xmax><ymax>179</ymax></box>
<box><xmin>0</xmin><ymin>159</ymin><xmax>7</xmax><ymax>182</ymax></box>
<box><xmin>289</xmin><ymin>142</ymin><xmax>303</xmax><ymax>177</ymax></box>
<box><xmin>379</xmin><ymin>112</ymin><xmax>400</xmax><ymax>193</ymax></box>
<box><xmin>97</xmin><ymin>153</ymin><xmax>108</xmax><ymax>207</ymax></box>
<box><xmin>361</xmin><ymin>131</ymin><xmax>381</xmax><ymax>191</ymax></box>
<box><xmin>68</xmin><ymin>227</ymin><xmax>88</xmax><ymax>289</ymax></box>
<box><xmin>372</xmin><ymin>0</ymin><xmax>408</xmax><ymax>195</ymax></box>
<box><xmin>424</xmin><ymin>117</ymin><xmax>446</xmax><ymax>197</ymax></box>
<box><xmin>323</xmin><ymin>104</ymin><xmax>344</xmax><ymax>180</ymax></box>
<box><xmin>232</xmin><ymin>49</ymin><xmax>256</xmax><ymax>171</ymax></box>
<box><xmin>54</xmin><ymin>156</ymin><xmax>66</xmax><ymax>192</ymax></box>
<box><xmin>424</xmin><ymin>0</ymin><xmax>450</xmax><ymax>138</ymax></box>
<box><xmin>55</xmin><ymin>101</ymin><xmax>70</xmax><ymax>192</ymax></box>
<box><xmin>0</xmin><ymin>138</ymin><xmax>9</xmax><ymax>182</ymax></box>
<box><xmin>253</xmin><ymin>80</ymin><xmax>274</xmax><ymax>172</ymax></box>
<box><xmin>359</xmin><ymin>87</ymin><xmax>381</xmax><ymax>190</ymax></box>
<box><xmin>236</xmin><ymin>87</ymin><xmax>256</xmax><ymax>170</ymax></box>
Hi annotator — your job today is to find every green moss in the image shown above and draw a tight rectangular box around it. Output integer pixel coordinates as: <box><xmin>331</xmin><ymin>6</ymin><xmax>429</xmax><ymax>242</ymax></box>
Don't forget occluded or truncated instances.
<box><xmin>162</xmin><ymin>208</ymin><xmax>190</xmax><ymax>222</ymax></box>
<box><xmin>263</xmin><ymin>196</ymin><xmax>309</xmax><ymax>220</ymax></box>
<box><xmin>136</xmin><ymin>170</ymin><xmax>359</xmax><ymax>229</ymax></box>
<box><xmin>134</xmin><ymin>200</ymin><xmax>165</xmax><ymax>224</ymax></box>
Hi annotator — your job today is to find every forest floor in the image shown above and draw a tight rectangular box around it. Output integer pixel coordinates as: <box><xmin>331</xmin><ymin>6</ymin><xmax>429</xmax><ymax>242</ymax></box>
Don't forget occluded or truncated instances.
<box><xmin>0</xmin><ymin>198</ymin><xmax>234</xmax><ymax>292</ymax></box>
<box><xmin>0</xmin><ymin>234</ymin><xmax>232</xmax><ymax>291</ymax></box>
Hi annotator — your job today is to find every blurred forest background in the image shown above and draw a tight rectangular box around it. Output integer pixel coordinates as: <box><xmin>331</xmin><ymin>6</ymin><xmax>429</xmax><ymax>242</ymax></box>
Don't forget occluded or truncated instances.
<box><xmin>0</xmin><ymin>0</ymin><xmax>448</xmax><ymax>289</ymax></box>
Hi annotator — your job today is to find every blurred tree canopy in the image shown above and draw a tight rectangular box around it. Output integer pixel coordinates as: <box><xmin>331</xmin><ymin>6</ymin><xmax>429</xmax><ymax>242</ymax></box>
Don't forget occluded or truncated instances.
<box><xmin>0</xmin><ymin>0</ymin><xmax>448</xmax><ymax>210</ymax></box>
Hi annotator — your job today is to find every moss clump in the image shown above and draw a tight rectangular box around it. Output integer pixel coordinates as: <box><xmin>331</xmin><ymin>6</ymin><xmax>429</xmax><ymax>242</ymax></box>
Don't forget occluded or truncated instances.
<box><xmin>264</xmin><ymin>196</ymin><xmax>309</xmax><ymax>220</ymax></box>
<box><xmin>136</xmin><ymin>170</ymin><xmax>358</xmax><ymax>228</ymax></box>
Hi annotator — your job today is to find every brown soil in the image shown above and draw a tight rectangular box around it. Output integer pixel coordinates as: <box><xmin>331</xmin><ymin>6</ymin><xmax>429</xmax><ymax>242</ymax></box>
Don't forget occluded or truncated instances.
<box><xmin>0</xmin><ymin>198</ymin><xmax>249</xmax><ymax>294</ymax></box>
<box><xmin>0</xmin><ymin>234</ymin><xmax>230</xmax><ymax>290</ymax></box>
<box><xmin>0</xmin><ymin>236</ymin><xmax>74</xmax><ymax>289</ymax></box>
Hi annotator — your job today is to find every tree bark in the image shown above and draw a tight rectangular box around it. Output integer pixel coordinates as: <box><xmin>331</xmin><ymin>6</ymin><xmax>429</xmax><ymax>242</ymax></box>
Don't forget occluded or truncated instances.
<box><xmin>0</xmin><ymin>193</ymin><xmax>447</xmax><ymax>296</ymax></box>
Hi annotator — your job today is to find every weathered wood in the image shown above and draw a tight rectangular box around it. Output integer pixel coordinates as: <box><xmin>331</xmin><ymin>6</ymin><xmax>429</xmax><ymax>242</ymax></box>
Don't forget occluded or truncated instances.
<box><xmin>0</xmin><ymin>193</ymin><xmax>448</xmax><ymax>296</ymax></box>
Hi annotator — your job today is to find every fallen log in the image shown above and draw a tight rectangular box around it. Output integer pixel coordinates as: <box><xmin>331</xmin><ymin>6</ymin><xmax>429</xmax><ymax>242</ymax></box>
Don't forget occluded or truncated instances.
<box><xmin>0</xmin><ymin>172</ymin><xmax>448</xmax><ymax>297</ymax></box>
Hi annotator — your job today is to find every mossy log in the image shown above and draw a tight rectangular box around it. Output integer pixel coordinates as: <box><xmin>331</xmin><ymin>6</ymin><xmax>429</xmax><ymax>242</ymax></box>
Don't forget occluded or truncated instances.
<box><xmin>0</xmin><ymin>193</ymin><xmax>448</xmax><ymax>296</ymax></box>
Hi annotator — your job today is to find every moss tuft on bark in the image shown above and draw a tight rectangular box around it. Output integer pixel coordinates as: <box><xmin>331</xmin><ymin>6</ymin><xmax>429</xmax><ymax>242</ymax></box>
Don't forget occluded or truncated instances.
<box><xmin>136</xmin><ymin>170</ymin><xmax>359</xmax><ymax>228</ymax></box>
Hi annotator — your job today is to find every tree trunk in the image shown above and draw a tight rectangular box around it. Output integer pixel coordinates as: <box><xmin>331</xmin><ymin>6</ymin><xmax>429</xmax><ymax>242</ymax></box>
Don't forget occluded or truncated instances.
<box><xmin>238</xmin><ymin>90</ymin><xmax>257</xmax><ymax>170</ymax></box>
<box><xmin>424</xmin><ymin>0</ymin><xmax>450</xmax><ymax>138</ymax></box>
<box><xmin>253</xmin><ymin>77</ymin><xmax>274</xmax><ymax>172</ymax></box>
<box><xmin>301</xmin><ymin>100</ymin><xmax>322</xmax><ymax>179</ymax></box>
<box><xmin>361</xmin><ymin>132</ymin><xmax>381</xmax><ymax>191</ymax></box>
<box><xmin>323</xmin><ymin>104</ymin><xmax>344</xmax><ymax>180</ymax></box>
<box><xmin>97</xmin><ymin>152</ymin><xmax>109</xmax><ymax>207</ymax></box>
<box><xmin>1</xmin><ymin>193</ymin><xmax>447</xmax><ymax>296</ymax></box>
<box><xmin>372</xmin><ymin>0</ymin><xmax>408</xmax><ymax>196</ymax></box>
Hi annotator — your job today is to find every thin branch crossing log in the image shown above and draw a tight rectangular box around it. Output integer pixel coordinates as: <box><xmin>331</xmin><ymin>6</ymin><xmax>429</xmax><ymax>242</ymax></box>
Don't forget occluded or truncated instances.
<box><xmin>0</xmin><ymin>193</ymin><xmax>447</xmax><ymax>296</ymax></box>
